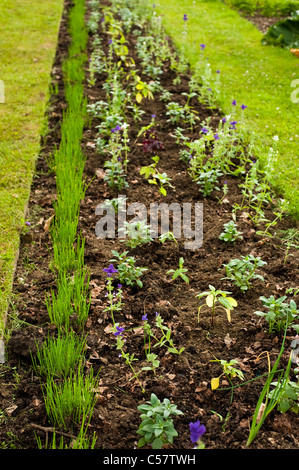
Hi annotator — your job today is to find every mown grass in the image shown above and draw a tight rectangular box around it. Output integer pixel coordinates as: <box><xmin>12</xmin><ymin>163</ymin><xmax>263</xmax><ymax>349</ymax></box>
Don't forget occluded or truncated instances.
<box><xmin>0</xmin><ymin>0</ymin><xmax>64</xmax><ymax>332</ymax></box>
<box><xmin>154</xmin><ymin>0</ymin><xmax>299</xmax><ymax>218</ymax></box>
<box><xmin>223</xmin><ymin>0</ymin><xmax>299</xmax><ymax>16</ymax></box>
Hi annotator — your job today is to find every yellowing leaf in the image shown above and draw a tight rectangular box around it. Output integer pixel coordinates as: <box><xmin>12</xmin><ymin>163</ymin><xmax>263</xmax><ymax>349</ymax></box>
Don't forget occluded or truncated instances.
<box><xmin>227</xmin><ymin>297</ymin><xmax>237</xmax><ymax>307</ymax></box>
<box><xmin>136</xmin><ymin>92</ymin><xmax>143</xmax><ymax>103</ymax></box>
<box><xmin>226</xmin><ymin>308</ymin><xmax>231</xmax><ymax>323</ymax></box>
<box><xmin>206</xmin><ymin>294</ymin><xmax>214</xmax><ymax>308</ymax></box>
<box><xmin>211</xmin><ymin>377</ymin><xmax>219</xmax><ymax>390</ymax></box>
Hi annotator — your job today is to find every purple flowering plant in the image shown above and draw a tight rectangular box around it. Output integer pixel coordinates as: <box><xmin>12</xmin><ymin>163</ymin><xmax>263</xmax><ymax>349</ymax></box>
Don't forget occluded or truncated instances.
<box><xmin>189</xmin><ymin>420</ymin><xmax>206</xmax><ymax>449</ymax></box>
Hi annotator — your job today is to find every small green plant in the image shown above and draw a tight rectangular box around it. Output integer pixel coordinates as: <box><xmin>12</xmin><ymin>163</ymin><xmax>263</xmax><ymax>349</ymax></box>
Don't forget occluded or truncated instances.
<box><xmin>210</xmin><ymin>358</ymin><xmax>244</xmax><ymax>391</ymax></box>
<box><xmin>254</xmin><ymin>295</ymin><xmax>299</xmax><ymax>334</ymax></box>
<box><xmin>119</xmin><ymin>219</ymin><xmax>153</xmax><ymax>249</ymax></box>
<box><xmin>159</xmin><ymin>231</ymin><xmax>178</xmax><ymax>246</ymax></box>
<box><xmin>43</xmin><ymin>365</ymin><xmax>98</xmax><ymax>431</ymax></box>
<box><xmin>104</xmin><ymin>160</ymin><xmax>129</xmax><ymax>190</ymax></box>
<box><xmin>247</xmin><ymin>330</ymin><xmax>291</xmax><ymax>447</ymax></box>
<box><xmin>152</xmin><ymin>312</ymin><xmax>185</xmax><ymax>355</ymax></box>
<box><xmin>196</xmin><ymin>285</ymin><xmax>238</xmax><ymax>326</ymax></box>
<box><xmin>100</xmin><ymin>196</ymin><xmax>126</xmax><ymax>214</ymax></box>
<box><xmin>221</xmin><ymin>255</ymin><xmax>267</xmax><ymax>292</ymax></box>
<box><xmin>112</xmin><ymin>324</ymin><xmax>146</xmax><ymax>393</ymax></box>
<box><xmin>167</xmin><ymin>257</ymin><xmax>189</xmax><ymax>284</ymax></box>
<box><xmin>137</xmin><ymin>393</ymin><xmax>184</xmax><ymax>449</ymax></box>
<box><xmin>269</xmin><ymin>376</ymin><xmax>299</xmax><ymax>414</ymax></box>
<box><xmin>109</xmin><ymin>250</ymin><xmax>148</xmax><ymax>288</ymax></box>
<box><xmin>196</xmin><ymin>165</ymin><xmax>223</xmax><ymax>197</ymax></box>
<box><xmin>140</xmin><ymin>156</ymin><xmax>173</xmax><ymax>196</ymax></box>
<box><xmin>32</xmin><ymin>331</ymin><xmax>86</xmax><ymax>378</ymax></box>
<box><xmin>165</xmin><ymin>101</ymin><xmax>186</xmax><ymax>124</ymax></box>
<box><xmin>219</xmin><ymin>220</ymin><xmax>243</xmax><ymax>243</ymax></box>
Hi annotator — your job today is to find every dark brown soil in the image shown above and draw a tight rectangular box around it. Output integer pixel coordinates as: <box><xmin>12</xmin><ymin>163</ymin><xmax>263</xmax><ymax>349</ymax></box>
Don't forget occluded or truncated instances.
<box><xmin>1</xmin><ymin>0</ymin><xmax>299</xmax><ymax>451</ymax></box>
<box><xmin>244</xmin><ymin>13</ymin><xmax>286</xmax><ymax>33</ymax></box>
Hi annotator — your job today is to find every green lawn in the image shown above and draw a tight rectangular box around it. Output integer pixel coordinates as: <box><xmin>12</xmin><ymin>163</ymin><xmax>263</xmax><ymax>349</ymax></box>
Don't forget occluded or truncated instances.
<box><xmin>0</xmin><ymin>0</ymin><xmax>64</xmax><ymax>332</ymax></box>
<box><xmin>223</xmin><ymin>0</ymin><xmax>299</xmax><ymax>15</ymax></box>
<box><xmin>155</xmin><ymin>0</ymin><xmax>299</xmax><ymax>217</ymax></box>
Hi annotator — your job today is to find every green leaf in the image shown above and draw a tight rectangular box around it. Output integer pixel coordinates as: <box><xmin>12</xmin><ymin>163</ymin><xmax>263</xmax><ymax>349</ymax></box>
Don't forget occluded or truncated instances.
<box><xmin>152</xmin><ymin>437</ymin><xmax>163</xmax><ymax>449</ymax></box>
<box><xmin>137</xmin><ymin>437</ymin><xmax>146</xmax><ymax>448</ymax></box>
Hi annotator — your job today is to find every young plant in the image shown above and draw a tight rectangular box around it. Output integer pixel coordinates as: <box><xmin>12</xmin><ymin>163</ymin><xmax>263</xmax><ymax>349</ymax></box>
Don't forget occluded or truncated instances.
<box><xmin>246</xmin><ymin>330</ymin><xmax>291</xmax><ymax>447</ymax></box>
<box><xmin>141</xmin><ymin>314</ymin><xmax>160</xmax><ymax>375</ymax></box>
<box><xmin>152</xmin><ymin>312</ymin><xmax>185</xmax><ymax>355</ymax></box>
<box><xmin>32</xmin><ymin>331</ymin><xmax>86</xmax><ymax>379</ymax></box>
<box><xmin>104</xmin><ymin>160</ymin><xmax>129</xmax><ymax>190</ymax></box>
<box><xmin>103</xmin><ymin>264</ymin><xmax>123</xmax><ymax>325</ymax></box>
<box><xmin>109</xmin><ymin>250</ymin><xmax>148</xmax><ymax>288</ymax></box>
<box><xmin>269</xmin><ymin>376</ymin><xmax>299</xmax><ymax>414</ymax></box>
<box><xmin>196</xmin><ymin>285</ymin><xmax>237</xmax><ymax>326</ymax></box>
<box><xmin>140</xmin><ymin>156</ymin><xmax>173</xmax><ymax>196</ymax></box>
<box><xmin>196</xmin><ymin>165</ymin><xmax>223</xmax><ymax>197</ymax></box>
<box><xmin>113</xmin><ymin>324</ymin><xmax>145</xmax><ymax>393</ymax></box>
<box><xmin>167</xmin><ymin>257</ymin><xmax>189</xmax><ymax>284</ymax></box>
<box><xmin>221</xmin><ymin>255</ymin><xmax>267</xmax><ymax>292</ymax></box>
<box><xmin>43</xmin><ymin>365</ymin><xmax>98</xmax><ymax>431</ymax></box>
<box><xmin>159</xmin><ymin>231</ymin><xmax>178</xmax><ymax>246</ymax></box>
<box><xmin>219</xmin><ymin>220</ymin><xmax>243</xmax><ymax>243</ymax></box>
<box><xmin>254</xmin><ymin>295</ymin><xmax>299</xmax><ymax>335</ymax></box>
<box><xmin>137</xmin><ymin>393</ymin><xmax>184</xmax><ymax>449</ymax></box>
<box><xmin>210</xmin><ymin>358</ymin><xmax>244</xmax><ymax>394</ymax></box>
<box><xmin>119</xmin><ymin>219</ymin><xmax>153</xmax><ymax>249</ymax></box>
<box><xmin>100</xmin><ymin>195</ymin><xmax>126</xmax><ymax>214</ymax></box>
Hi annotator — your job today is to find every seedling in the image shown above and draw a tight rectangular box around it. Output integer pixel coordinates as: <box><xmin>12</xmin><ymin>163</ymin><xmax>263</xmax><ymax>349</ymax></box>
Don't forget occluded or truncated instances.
<box><xmin>221</xmin><ymin>255</ymin><xmax>267</xmax><ymax>292</ymax></box>
<box><xmin>219</xmin><ymin>220</ymin><xmax>243</xmax><ymax>243</ymax></box>
<box><xmin>119</xmin><ymin>219</ymin><xmax>153</xmax><ymax>249</ymax></box>
<box><xmin>196</xmin><ymin>285</ymin><xmax>237</xmax><ymax>326</ymax></box>
<box><xmin>109</xmin><ymin>250</ymin><xmax>148</xmax><ymax>288</ymax></box>
<box><xmin>210</xmin><ymin>358</ymin><xmax>244</xmax><ymax>391</ymax></box>
<box><xmin>167</xmin><ymin>257</ymin><xmax>189</xmax><ymax>284</ymax></box>
<box><xmin>159</xmin><ymin>231</ymin><xmax>178</xmax><ymax>246</ymax></box>
<box><xmin>137</xmin><ymin>393</ymin><xmax>183</xmax><ymax>449</ymax></box>
<box><xmin>254</xmin><ymin>295</ymin><xmax>299</xmax><ymax>334</ymax></box>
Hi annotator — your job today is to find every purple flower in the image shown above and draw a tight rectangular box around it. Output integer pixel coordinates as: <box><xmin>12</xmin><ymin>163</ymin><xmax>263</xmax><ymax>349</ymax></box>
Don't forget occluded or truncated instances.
<box><xmin>25</xmin><ymin>221</ymin><xmax>31</xmax><ymax>226</ymax></box>
<box><xmin>142</xmin><ymin>314</ymin><xmax>148</xmax><ymax>321</ymax></box>
<box><xmin>183</xmin><ymin>14</ymin><xmax>188</xmax><ymax>21</ymax></box>
<box><xmin>214</xmin><ymin>133</ymin><xmax>220</xmax><ymax>140</ymax></box>
<box><xmin>114</xmin><ymin>326</ymin><xmax>125</xmax><ymax>337</ymax></box>
<box><xmin>224</xmin><ymin>180</ymin><xmax>227</xmax><ymax>184</ymax></box>
<box><xmin>111</xmin><ymin>124</ymin><xmax>121</xmax><ymax>133</ymax></box>
<box><xmin>200</xmin><ymin>44</ymin><xmax>206</xmax><ymax>50</ymax></box>
<box><xmin>222</xmin><ymin>117</ymin><xmax>226</xmax><ymax>123</ymax></box>
<box><xmin>232</xmin><ymin>99</ymin><xmax>236</xmax><ymax>106</ymax></box>
<box><xmin>201</xmin><ymin>127</ymin><xmax>209</xmax><ymax>134</ymax></box>
<box><xmin>103</xmin><ymin>264</ymin><xmax>118</xmax><ymax>277</ymax></box>
<box><xmin>189</xmin><ymin>421</ymin><xmax>206</xmax><ymax>444</ymax></box>
<box><xmin>241</xmin><ymin>104</ymin><xmax>247</xmax><ymax>110</ymax></box>
<box><xmin>108</xmin><ymin>39</ymin><xmax>112</xmax><ymax>45</ymax></box>
<box><xmin>216</xmin><ymin>70</ymin><xmax>220</xmax><ymax>73</ymax></box>
<box><xmin>151</xmin><ymin>114</ymin><xmax>156</xmax><ymax>118</ymax></box>
<box><xmin>117</xmin><ymin>284</ymin><xmax>122</xmax><ymax>289</ymax></box>
<box><xmin>230</xmin><ymin>121</ymin><xmax>237</xmax><ymax>129</ymax></box>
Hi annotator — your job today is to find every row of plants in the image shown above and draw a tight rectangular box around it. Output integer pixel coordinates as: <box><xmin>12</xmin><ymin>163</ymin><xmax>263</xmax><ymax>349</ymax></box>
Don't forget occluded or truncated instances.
<box><xmin>80</xmin><ymin>0</ymin><xmax>299</xmax><ymax>449</ymax></box>
<box><xmin>12</xmin><ymin>0</ymin><xmax>298</xmax><ymax>450</ymax></box>
<box><xmin>31</xmin><ymin>0</ymin><xmax>98</xmax><ymax>449</ymax></box>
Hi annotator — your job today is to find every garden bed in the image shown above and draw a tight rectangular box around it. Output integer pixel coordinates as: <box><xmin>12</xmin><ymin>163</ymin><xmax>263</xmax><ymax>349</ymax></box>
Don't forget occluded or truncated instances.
<box><xmin>1</xmin><ymin>0</ymin><xmax>299</xmax><ymax>450</ymax></box>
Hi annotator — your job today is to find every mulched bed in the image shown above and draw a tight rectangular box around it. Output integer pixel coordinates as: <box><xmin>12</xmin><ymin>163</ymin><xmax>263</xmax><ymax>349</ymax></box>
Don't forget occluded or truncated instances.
<box><xmin>1</xmin><ymin>0</ymin><xmax>299</xmax><ymax>450</ymax></box>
